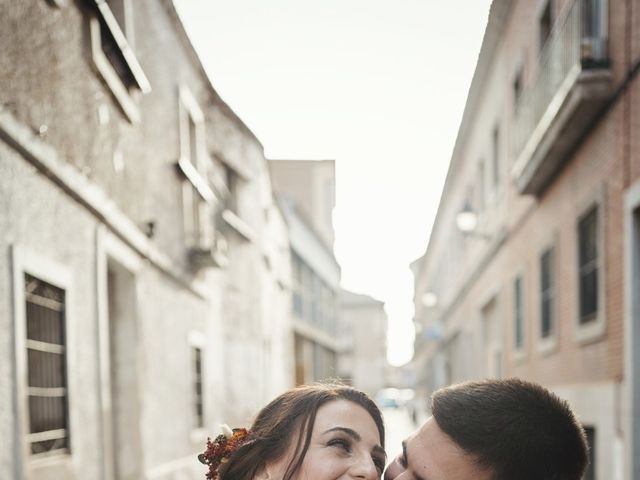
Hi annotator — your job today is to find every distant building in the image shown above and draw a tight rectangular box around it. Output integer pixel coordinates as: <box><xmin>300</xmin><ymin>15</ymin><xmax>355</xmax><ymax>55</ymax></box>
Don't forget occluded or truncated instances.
<box><xmin>337</xmin><ymin>290</ymin><xmax>388</xmax><ymax>397</ymax></box>
<box><xmin>411</xmin><ymin>0</ymin><xmax>640</xmax><ymax>479</ymax></box>
<box><xmin>0</xmin><ymin>1</ymin><xmax>291</xmax><ymax>479</ymax></box>
<box><xmin>270</xmin><ymin>160</ymin><xmax>341</xmax><ymax>385</ymax></box>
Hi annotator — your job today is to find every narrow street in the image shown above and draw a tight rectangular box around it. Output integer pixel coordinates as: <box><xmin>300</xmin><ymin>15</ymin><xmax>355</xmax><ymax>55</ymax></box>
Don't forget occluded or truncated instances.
<box><xmin>382</xmin><ymin>407</ymin><xmax>418</xmax><ymax>460</ymax></box>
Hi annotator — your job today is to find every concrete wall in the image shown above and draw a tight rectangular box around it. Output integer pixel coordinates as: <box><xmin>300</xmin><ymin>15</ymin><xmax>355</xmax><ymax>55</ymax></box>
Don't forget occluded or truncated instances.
<box><xmin>0</xmin><ymin>1</ymin><xmax>293</xmax><ymax>478</ymax></box>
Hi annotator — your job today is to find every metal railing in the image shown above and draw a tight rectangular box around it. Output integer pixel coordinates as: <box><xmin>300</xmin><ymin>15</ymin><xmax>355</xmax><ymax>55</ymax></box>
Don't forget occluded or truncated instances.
<box><xmin>513</xmin><ymin>0</ymin><xmax>608</xmax><ymax>160</ymax></box>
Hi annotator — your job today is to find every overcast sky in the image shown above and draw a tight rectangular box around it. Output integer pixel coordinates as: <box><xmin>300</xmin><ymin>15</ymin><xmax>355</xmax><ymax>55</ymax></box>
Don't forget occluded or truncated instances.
<box><xmin>175</xmin><ymin>0</ymin><xmax>493</xmax><ymax>366</ymax></box>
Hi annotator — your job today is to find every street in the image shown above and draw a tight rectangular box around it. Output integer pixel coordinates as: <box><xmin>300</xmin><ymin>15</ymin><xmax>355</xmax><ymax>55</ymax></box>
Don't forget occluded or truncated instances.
<box><xmin>382</xmin><ymin>406</ymin><xmax>417</xmax><ymax>461</ymax></box>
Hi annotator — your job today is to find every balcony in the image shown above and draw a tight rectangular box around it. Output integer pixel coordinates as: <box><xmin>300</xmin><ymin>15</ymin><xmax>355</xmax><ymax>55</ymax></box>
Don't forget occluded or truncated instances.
<box><xmin>512</xmin><ymin>0</ymin><xmax>611</xmax><ymax>196</ymax></box>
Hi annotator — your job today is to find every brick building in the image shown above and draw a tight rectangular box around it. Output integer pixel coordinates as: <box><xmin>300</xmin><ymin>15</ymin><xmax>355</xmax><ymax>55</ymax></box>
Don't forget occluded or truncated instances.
<box><xmin>411</xmin><ymin>0</ymin><xmax>640</xmax><ymax>478</ymax></box>
<box><xmin>0</xmin><ymin>1</ymin><xmax>292</xmax><ymax>479</ymax></box>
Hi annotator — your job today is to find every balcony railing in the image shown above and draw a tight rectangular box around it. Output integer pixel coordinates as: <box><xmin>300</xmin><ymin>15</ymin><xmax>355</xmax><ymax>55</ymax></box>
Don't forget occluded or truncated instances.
<box><xmin>512</xmin><ymin>0</ymin><xmax>610</xmax><ymax>195</ymax></box>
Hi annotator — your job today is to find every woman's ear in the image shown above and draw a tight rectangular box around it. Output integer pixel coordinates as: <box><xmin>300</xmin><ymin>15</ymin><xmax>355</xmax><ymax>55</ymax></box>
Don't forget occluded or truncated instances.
<box><xmin>255</xmin><ymin>459</ymin><xmax>287</xmax><ymax>480</ymax></box>
<box><xmin>253</xmin><ymin>467</ymin><xmax>271</xmax><ymax>480</ymax></box>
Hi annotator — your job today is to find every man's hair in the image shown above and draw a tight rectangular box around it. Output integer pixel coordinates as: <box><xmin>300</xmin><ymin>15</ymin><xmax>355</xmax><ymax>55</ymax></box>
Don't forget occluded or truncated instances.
<box><xmin>431</xmin><ymin>378</ymin><xmax>588</xmax><ymax>480</ymax></box>
<box><xmin>218</xmin><ymin>382</ymin><xmax>384</xmax><ymax>480</ymax></box>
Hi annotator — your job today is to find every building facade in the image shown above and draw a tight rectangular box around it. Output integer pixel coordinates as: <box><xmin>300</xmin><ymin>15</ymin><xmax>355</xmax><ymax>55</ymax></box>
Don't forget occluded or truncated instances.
<box><xmin>337</xmin><ymin>290</ymin><xmax>388</xmax><ymax>397</ymax></box>
<box><xmin>411</xmin><ymin>0</ymin><xmax>640</xmax><ymax>479</ymax></box>
<box><xmin>0</xmin><ymin>1</ymin><xmax>292</xmax><ymax>479</ymax></box>
<box><xmin>269</xmin><ymin>160</ymin><xmax>341</xmax><ymax>385</ymax></box>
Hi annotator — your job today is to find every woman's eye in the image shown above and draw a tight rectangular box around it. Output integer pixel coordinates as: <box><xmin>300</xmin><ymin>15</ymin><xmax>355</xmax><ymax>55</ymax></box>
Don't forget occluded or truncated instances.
<box><xmin>373</xmin><ymin>458</ymin><xmax>385</xmax><ymax>473</ymax></box>
<box><xmin>328</xmin><ymin>438</ymin><xmax>352</xmax><ymax>452</ymax></box>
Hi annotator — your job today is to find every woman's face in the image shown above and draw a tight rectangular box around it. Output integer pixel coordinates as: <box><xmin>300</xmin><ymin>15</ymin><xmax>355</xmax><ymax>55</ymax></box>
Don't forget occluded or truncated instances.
<box><xmin>264</xmin><ymin>399</ymin><xmax>386</xmax><ymax>480</ymax></box>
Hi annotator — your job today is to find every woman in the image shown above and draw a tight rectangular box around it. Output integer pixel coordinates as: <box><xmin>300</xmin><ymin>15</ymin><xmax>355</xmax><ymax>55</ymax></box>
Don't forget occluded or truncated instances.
<box><xmin>200</xmin><ymin>383</ymin><xmax>386</xmax><ymax>480</ymax></box>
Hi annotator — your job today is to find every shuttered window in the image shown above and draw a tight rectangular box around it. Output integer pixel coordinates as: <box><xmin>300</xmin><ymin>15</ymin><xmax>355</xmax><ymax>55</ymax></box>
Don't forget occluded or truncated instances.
<box><xmin>192</xmin><ymin>347</ymin><xmax>204</xmax><ymax>429</ymax></box>
<box><xmin>578</xmin><ymin>207</ymin><xmax>599</xmax><ymax>323</ymax></box>
<box><xmin>24</xmin><ymin>275</ymin><xmax>70</xmax><ymax>456</ymax></box>
<box><xmin>540</xmin><ymin>248</ymin><xmax>554</xmax><ymax>339</ymax></box>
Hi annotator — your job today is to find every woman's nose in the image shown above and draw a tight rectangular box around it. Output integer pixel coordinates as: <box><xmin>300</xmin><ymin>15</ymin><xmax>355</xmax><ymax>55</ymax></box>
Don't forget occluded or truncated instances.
<box><xmin>351</xmin><ymin>454</ymin><xmax>380</xmax><ymax>479</ymax></box>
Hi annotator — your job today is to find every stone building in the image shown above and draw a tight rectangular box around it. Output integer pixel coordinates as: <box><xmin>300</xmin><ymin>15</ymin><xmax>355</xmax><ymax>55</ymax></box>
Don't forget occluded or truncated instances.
<box><xmin>269</xmin><ymin>160</ymin><xmax>341</xmax><ymax>385</ymax></box>
<box><xmin>411</xmin><ymin>0</ymin><xmax>640</xmax><ymax>478</ymax></box>
<box><xmin>337</xmin><ymin>289</ymin><xmax>388</xmax><ymax>397</ymax></box>
<box><xmin>0</xmin><ymin>1</ymin><xmax>292</xmax><ymax>479</ymax></box>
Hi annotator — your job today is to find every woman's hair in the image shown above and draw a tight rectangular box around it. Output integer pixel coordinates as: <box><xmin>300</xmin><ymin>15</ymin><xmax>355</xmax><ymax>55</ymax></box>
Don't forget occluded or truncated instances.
<box><xmin>218</xmin><ymin>382</ymin><xmax>385</xmax><ymax>480</ymax></box>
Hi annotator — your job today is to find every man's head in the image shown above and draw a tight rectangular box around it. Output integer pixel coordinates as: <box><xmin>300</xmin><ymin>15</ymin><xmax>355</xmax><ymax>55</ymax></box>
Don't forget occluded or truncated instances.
<box><xmin>385</xmin><ymin>378</ymin><xmax>588</xmax><ymax>480</ymax></box>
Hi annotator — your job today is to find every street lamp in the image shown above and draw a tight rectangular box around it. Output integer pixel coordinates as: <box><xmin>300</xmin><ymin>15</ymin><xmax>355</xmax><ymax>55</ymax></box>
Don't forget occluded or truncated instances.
<box><xmin>455</xmin><ymin>202</ymin><xmax>491</xmax><ymax>240</ymax></box>
<box><xmin>421</xmin><ymin>291</ymin><xmax>438</xmax><ymax>308</ymax></box>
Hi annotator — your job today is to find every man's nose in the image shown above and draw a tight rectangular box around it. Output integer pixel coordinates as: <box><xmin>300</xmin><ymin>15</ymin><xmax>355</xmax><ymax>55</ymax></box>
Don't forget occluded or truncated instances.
<box><xmin>383</xmin><ymin>457</ymin><xmax>406</xmax><ymax>480</ymax></box>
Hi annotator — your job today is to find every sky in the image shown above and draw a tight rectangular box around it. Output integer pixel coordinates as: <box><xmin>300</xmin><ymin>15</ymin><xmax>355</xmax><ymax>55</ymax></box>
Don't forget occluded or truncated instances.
<box><xmin>174</xmin><ymin>0</ymin><xmax>493</xmax><ymax>366</ymax></box>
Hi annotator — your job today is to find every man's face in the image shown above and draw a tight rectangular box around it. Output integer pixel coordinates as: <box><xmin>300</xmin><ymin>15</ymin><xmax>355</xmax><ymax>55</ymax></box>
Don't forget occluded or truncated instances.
<box><xmin>384</xmin><ymin>417</ymin><xmax>493</xmax><ymax>480</ymax></box>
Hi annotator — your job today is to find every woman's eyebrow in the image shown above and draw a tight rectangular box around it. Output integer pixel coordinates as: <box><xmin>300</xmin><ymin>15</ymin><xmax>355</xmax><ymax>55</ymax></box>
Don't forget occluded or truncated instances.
<box><xmin>323</xmin><ymin>427</ymin><xmax>386</xmax><ymax>456</ymax></box>
<box><xmin>323</xmin><ymin>426</ymin><xmax>361</xmax><ymax>440</ymax></box>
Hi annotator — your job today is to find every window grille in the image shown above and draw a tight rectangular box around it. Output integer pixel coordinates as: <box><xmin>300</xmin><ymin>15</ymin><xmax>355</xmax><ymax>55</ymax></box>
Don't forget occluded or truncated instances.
<box><xmin>578</xmin><ymin>207</ymin><xmax>599</xmax><ymax>323</ymax></box>
<box><xmin>24</xmin><ymin>274</ymin><xmax>70</xmax><ymax>456</ymax></box>
<box><xmin>192</xmin><ymin>347</ymin><xmax>204</xmax><ymax>429</ymax></box>
<box><xmin>540</xmin><ymin>248</ymin><xmax>554</xmax><ymax>338</ymax></box>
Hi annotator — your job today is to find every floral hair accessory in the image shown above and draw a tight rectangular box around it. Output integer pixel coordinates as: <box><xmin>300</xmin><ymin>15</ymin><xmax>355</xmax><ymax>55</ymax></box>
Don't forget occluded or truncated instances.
<box><xmin>198</xmin><ymin>424</ymin><xmax>252</xmax><ymax>479</ymax></box>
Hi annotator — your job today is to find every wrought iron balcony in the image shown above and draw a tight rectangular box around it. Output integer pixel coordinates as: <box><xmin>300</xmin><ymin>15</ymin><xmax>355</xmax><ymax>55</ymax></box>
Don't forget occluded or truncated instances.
<box><xmin>512</xmin><ymin>0</ymin><xmax>611</xmax><ymax>196</ymax></box>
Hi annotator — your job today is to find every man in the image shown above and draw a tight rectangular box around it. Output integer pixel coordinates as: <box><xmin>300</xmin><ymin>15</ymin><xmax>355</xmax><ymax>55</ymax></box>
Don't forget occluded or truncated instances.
<box><xmin>385</xmin><ymin>378</ymin><xmax>588</xmax><ymax>480</ymax></box>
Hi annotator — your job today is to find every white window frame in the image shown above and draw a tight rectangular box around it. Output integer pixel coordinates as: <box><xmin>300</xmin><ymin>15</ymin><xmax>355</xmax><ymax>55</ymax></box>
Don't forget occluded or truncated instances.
<box><xmin>188</xmin><ymin>331</ymin><xmax>207</xmax><ymax>443</ymax></box>
<box><xmin>89</xmin><ymin>0</ymin><xmax>151</xmax><ymax>124</ymax></box>
<box><xmin>12</xmin><ymin>246</ymin><xmax>75</xmax><ymax>472</ymax></box>
<box><xmin>177</xmin><ymin>85</ymin><xmax>215</xmax><ymax>251</ymax></box>
<box><xmin>575</xmin><ymin>192</ymin><xmax>607</xmax><ymax>344</ymax></box>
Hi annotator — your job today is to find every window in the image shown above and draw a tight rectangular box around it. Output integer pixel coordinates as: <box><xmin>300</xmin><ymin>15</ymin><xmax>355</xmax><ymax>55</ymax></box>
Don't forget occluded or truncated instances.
<box><xmin>492</xmin><ymin>125</ymin><xmax>500</xmax><ymax>189</ymax></box>
<box><xmin>177</xmin><ymin>86</ymin><xmax>215</xmax><ymax>257</ymax></box>
<box><xmin>302</xmin><ymin>264</ymin><xmax>314</xmax><ymax>323</ymax></box>
<box><xmin>539</xmin><ymin>0</ymin><xmax>553</xmax><ymax>52</ymax></box>
<box><xmin>514</xmin><ymin>275</ymin><xmax>524</xmax><ymax>350</ymax></box>
<box><xmin>583</xmin><ymin>426</ymin><xmax>596</xmax><ymax>480</ymax></box>
<box><xmin>192</xmin><ymin>346</ymin><xmax>204</xmax><ymax>429</ymax></box>
<box><xmin>578</xmin><ymin>207</ymin><xmax>599</xmax><ymax>323</ymax></box>
<box><xmin>477</xmin><ymin>160</ymin><xmax>485</xmax><ymax>212</ymax></box>
<box><xmin>24</xmin><ymin>275</ymin><xmax>70</xmax><ymax>456</ymax></box>
<box><xmin>322</xmin><ymin>286</ymin><xmax>337</xmax><ymax>335</ymax></box>
<box><xmin>45</xmin><ymin>0</ymin><xmax>67</xmax><ymax>7</ymax></box>
<box><xmin>311</xmin><ymin>276</ymin><xmax>321</xmax><ymax>326</ymax></box>
<box><xmin>540</xmin><ymin>248</ymin><xmax>554</xmax><ymax>339</ymax></box>
<box><xmin>222</xmin><ymin>164</ymin><xmax>239</xmax><ymax>214</ymax></box>
<box><xmin>105</xmin><ymin>0</ymin><xmax>128</xmax><ymax>37</ymax></box>
<box><xmin>89</xmin><ymin>0</ymin><xmax>150</xmax><ymax>123</ymax></box>
<box><xmin>513</xmin><ymin>68</ymin><xmax>523</xmax><ymax>113</ymax></box>
<box><xmin>292</xmin><ymin>253</ymin><xmax>303</xmax><ymax>317</ymax></box>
